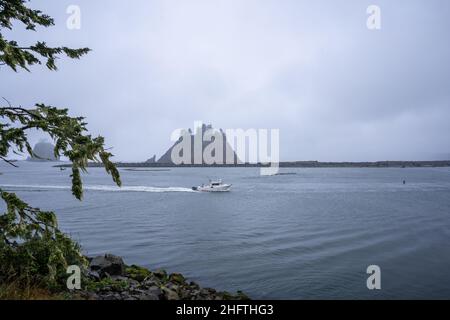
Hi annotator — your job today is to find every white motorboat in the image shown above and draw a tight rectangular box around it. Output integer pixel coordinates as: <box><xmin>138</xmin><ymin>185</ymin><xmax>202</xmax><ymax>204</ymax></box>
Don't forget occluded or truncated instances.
<box><xmin>192</xmin><ymin>179</ymin><xmax>232</xmax><ymax>192</ymax></box>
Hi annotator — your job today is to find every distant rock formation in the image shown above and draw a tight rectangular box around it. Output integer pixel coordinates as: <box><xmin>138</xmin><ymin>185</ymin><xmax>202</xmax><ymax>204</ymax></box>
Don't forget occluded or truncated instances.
<box><xmin>27</xmin><ymin>141</ymin><xmax>60</xmax><ymax>162</ymax></box>
<box><xmin>157</xmin><ymin>124</ymin><xmax>240</xmax><ymax>165</ymax></box>
<box><xmin>145</xmin><ymin>155</ymin><xmax>156</xmax><ymax>164</ymax></box>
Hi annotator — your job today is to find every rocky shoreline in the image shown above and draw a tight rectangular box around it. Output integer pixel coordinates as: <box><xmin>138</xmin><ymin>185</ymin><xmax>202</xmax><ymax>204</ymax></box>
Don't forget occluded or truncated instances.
<box><xmin>77</xmin><ymin>254</ymin><xmax>249</xmax><ymax>301</ymax></box>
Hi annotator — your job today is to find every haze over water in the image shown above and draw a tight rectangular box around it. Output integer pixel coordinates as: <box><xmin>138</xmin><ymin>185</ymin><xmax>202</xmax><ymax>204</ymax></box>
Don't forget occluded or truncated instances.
<box><xmin>1</xmin><ymin>161</ymin><xmax>450</xmax><ymax>299</ymax></box>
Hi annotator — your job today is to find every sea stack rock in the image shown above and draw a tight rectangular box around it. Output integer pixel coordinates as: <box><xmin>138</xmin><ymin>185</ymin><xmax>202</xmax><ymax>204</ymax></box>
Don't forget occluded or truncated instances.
<box><xmin>27</xmin><ymin>141</ymin><xmax>60</xmax><ymax>161</ymax></box>
<box><xmin>146</xmin><ymin>155</ymin><xmax>156</xmax><ymax>164</ymax></box>
<box><xmin>157</xmin><ymin>124</ymin><xmax>240</xmax><ymax>165</ymax></box>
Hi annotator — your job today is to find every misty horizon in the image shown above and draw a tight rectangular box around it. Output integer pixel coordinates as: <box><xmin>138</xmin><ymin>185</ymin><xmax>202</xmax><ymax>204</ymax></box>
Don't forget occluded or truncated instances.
<box><xmin>2</xmin><ymin>0</ymin><xmax>450</xmax><ymax>162</ymax></box>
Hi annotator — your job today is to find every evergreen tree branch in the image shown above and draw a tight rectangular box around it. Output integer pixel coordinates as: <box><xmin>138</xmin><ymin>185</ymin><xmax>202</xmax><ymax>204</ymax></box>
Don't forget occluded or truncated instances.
<box><xmin>0</xmin><ymin>0</ymin><xmax>121</xmax><ymax>288</ymax></box>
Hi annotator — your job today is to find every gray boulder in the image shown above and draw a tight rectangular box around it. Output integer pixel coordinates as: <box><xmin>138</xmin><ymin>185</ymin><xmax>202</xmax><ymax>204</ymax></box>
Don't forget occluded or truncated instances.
<box><xmin>146</xmin><ymin>286</ymin><xmax>163</xmax><ymax>299</ymax></box>
<box><xmin>89</xmin><ymin>254</ymin><xmax>125</xmax><ymax>277</ymax></box>
<box><xmin>163</xmin><ymin>287</ymin><xmax>180</xmax><ymax>300</ymax></box>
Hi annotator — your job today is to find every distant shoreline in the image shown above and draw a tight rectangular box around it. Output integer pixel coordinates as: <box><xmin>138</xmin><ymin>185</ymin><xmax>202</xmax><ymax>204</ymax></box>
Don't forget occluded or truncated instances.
<box><xmin>55</xmin><ymin>160</ymin><xmax>450</xmax><ymax>169</ymax></box>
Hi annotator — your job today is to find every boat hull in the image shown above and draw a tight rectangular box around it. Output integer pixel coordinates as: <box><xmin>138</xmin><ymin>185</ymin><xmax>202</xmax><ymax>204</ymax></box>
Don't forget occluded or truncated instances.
<box><xmin>192</xmin><ymin>184</ymin><xmax>232</xmax><ymax>192</ymax></box>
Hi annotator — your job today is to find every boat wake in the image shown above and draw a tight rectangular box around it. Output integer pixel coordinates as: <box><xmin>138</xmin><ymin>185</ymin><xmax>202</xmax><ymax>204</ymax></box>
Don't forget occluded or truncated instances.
<box><xmin>0</xmin><ymin>184</ymin><xmax>197</xmax><ymax>193</ymax></box>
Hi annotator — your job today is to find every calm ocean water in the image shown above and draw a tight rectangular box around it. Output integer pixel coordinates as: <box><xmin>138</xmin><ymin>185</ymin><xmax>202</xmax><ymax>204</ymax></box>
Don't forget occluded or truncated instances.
<box><xmin>1</xmin><ymin>161</ymin><xmax>450</xmax><ymax>299</ymax></box>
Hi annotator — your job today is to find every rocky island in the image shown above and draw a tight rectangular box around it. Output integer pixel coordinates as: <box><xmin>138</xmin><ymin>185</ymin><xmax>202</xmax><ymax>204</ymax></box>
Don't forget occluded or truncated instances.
<box><xmin>27</xmin><ymin>141</ymin><xmax>60</xmax><ymax>162</ymax></box>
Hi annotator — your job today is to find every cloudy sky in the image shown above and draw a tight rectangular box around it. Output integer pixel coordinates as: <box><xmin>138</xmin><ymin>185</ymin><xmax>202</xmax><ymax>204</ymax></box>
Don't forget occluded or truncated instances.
<box><xmin>2</xmin><ymin>0</ymin><xmax>450</xmax><ymax>161</ymax></box>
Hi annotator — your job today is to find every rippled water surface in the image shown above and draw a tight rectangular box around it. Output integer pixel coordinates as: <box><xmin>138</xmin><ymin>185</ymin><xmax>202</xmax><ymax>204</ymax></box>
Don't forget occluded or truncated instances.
<box><xmin>1</xmin><ymin>162</ymin><xmax>450</xmax><ymax>299</ymax></box>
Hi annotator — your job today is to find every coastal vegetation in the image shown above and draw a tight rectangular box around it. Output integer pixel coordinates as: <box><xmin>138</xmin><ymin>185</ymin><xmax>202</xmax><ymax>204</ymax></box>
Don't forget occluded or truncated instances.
<box><xmin>0</xmin><ymin>0</ymin><xmax>121</xmax><ymax>296</ymax></box>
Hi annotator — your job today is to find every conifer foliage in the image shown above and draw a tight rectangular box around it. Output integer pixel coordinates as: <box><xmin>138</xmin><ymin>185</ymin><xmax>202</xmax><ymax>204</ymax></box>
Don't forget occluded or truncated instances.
<box><xmin>0</xmin><ymin>0</ymin><xmax>121</xmax><ymax>288</ymax></box>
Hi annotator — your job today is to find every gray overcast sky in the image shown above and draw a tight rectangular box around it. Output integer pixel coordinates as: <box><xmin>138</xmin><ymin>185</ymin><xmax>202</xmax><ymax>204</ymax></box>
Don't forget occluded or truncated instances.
<box><xmin>2</xmin><ymin>0</ymin><xmax>450</xmax><ymax>161</ymax></box>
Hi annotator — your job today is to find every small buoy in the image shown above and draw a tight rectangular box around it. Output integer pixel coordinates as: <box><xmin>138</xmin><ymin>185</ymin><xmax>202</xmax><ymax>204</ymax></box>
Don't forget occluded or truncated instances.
<box><xmin>403</xmin><ymin>180</ymin><xmax>406</xmax><ymax>185</ymax></box>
